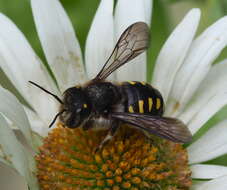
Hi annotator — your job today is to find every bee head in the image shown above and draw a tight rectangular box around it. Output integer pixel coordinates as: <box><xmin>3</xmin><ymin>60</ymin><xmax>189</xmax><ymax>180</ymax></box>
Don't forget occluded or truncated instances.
<box><xmin>59</xmin><ymin>87</ymin><xmax>91</xmax><ymax>128</ymax></box>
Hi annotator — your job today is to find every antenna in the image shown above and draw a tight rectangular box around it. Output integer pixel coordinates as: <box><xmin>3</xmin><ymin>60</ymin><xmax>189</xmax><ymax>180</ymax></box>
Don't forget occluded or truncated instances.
<box><xmin>49</xmin><ymin>110</ymin><xmax>66</xmax><ymax>128</ymax></box>
<box><xmin>29</xmin><ymin>81</ymin><xmax>63</xmax><ymax>104</ymax></box>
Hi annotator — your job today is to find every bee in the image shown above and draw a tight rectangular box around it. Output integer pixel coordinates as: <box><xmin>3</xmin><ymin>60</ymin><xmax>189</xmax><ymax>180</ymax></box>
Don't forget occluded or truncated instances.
<box><xmin>30</xmin><ymin>22</ymin><xmax>192</xmax><ymax>152</ymax></box>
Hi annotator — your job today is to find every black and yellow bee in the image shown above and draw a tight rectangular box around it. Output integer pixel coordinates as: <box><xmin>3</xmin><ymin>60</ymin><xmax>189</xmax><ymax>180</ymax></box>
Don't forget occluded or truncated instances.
<box><xmin>30</xmin><ymin>22</ymin><xmax>192</xmax><ymax>151</ymax></box>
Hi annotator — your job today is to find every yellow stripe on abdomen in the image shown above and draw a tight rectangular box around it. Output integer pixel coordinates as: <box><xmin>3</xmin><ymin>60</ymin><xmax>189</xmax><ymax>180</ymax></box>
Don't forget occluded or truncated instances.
<box><xmin>128</xmin><ymin>105</ymin><xmax>134</xmax><ymax>113</ymax></box>
<box><xmin>138</xmin><ymin>100</ymin><xmax>144</xmax><ymax>113</ymax></box>
<box><xmin>148</xmin><ymin>98</ymin><xmax>153</xmax><ymax>112</ymax></box>
<box><xmin>140</xmin><ymin>81</ymin><xmax>146</xmax><ymax>85</ymax></box>
<box><xmin>156</xmin><ymin>98</ymin><xmax>161</xmax><ymax>109</ymax></box>
<box><xmin>128</xmin><ymin>81</ymin><xmax>136</xmax><ymax>85</ymax></box>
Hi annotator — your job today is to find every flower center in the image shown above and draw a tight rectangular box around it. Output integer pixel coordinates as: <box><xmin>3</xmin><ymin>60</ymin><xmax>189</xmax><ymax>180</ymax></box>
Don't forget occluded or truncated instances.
<box><xmin>36</xmin><ymin>123</ymin><xmax>191</xmax><ymax>190</ymax></box>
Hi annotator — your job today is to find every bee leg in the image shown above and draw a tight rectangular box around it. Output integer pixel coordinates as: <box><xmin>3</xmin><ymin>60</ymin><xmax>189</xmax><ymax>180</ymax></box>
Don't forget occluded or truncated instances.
<box><xmin>94</xmin><ymin>122</ymin><xmax>119</xmax><ymax>153</ymax></box>
<box><xmin>82</xmin><ymin>119</ymin><xmax>94</xmax><ymax>131</ymax></box>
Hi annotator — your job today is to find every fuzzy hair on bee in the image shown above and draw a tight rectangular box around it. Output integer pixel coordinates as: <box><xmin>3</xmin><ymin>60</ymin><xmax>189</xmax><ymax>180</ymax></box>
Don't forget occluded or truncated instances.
<box><xmin>29</xmin><ymin>22</ymin><xmax>192</xmax><ymax>152</ymax></box>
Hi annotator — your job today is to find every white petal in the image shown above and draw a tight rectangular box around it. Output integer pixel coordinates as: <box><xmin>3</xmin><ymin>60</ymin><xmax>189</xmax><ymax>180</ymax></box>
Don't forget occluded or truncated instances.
<box><xmin>0</xmin><ymin>163</ymin><xmax>28</xmax><ymax>190</ymax></box>
<box><xmin>115</xmin><ymin>0</ymin><xmax>150</xmax><ymax>38</ymax></box>
<box><xmin>179</xmin><ymin>60</ymin><xmax>227</xmax><ymax>123</ymax></box>
<box><xmin>29</xmin><ymin>91</ymin><xmax>59</xmax><ymax>133</ymax></box>
<box><xmin>114</xmin><ymin>0</ymin><xmax>149</xmax><ymax>81</ymax></box>
<box><xmin>31</xmin><ymin>131</ymin><xmax>43</xmax><ymax>148</ymax></box>
<box><xmin>31</xmin><ymin>0</ymin><xmax>86</xmax><ymax>92</ymax></box>
<box><xmin>0</xmin><ymin>14</ymin><xmax>58</xmax><ymax>128</ymax></box>
<box><xmin>194</xmin><ymin>175</ymin><xmax>227</xmax><ymax>190</ymax></box>
<box><xmin>152</xmin><ymin>9</ymin><xmax>200</xmax><ymax>102</ymax></box>
<box><xmin>191</xmin><ymin>164</ymin><xmax>227</xmax><ymax>179</ymax></box>
<box><xmin>24</xmin><ymin>107</ymin><xmax>49</xmax><ymax>137</ymax></box>
<box><xmin>188</xmin><ymin>119</ymin><xmax>227</xmax><ymax>164</ymax></box>
<box><xmin>143</xmin><ymin>0</ymin><xmax>153</xmax><ymax>25</ymax></box>
<box><xmin>0</xmin><ymin>145</ymin><xmax>12</xmax><ymax>166</ymax></box>
<box><xmin>0</xmin><ymin>157</ymin><xmax>11</xmax><ymax>167</ymax></box>
<box><xmin>167</xmin><ymin>16</ymin><xmax>227</xmax><ymax>116</ymax></box>
<box><xmin>25</xmin><ymin>105</ymin><xmax>58</xmax><ymax>138</ymax></box>
<box><xmin>178</xmin><ymin>60</ymin><xmax>227</xmax><ymax>134</ymax></box>
<box><xmin>0</xmin><ymin>114</ymin><xmax>39</xmax><ymax>190</ymax></box>
<box><xmin>85</xmin><ymin>0</ymin><xmax>115</xmax><ymax>80</ymax></box>
<box><xmin>0</xmin><ymin>87</ymin><xmax>36</xmax><ymax>149</ymax></box>
<box><xmin>187</xmin><ymin>93</ymin><xmax>227</xmax><ymax>134</ymax></box>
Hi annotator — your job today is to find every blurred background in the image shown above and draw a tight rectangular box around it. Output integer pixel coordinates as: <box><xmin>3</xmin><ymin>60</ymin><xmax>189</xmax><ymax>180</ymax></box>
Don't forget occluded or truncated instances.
<box><xmin>0</xmin><ymin>0</ymin><xmax>227</xmax><ymax>177</ymax></box>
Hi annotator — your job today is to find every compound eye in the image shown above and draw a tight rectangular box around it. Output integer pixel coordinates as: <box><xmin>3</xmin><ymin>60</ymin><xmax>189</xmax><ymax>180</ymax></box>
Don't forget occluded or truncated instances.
<box><xmin>59</xmin><ymin>110</ymin><xmax>81</xmax><ymax>128</ymax></box>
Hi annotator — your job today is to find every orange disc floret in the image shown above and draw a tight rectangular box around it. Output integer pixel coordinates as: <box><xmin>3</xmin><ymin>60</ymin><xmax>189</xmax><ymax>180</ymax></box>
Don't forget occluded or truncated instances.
<box><xmin>36</xmin><ymin>123</ymin><xmax>191</xmax><ymax>189</ymax></box>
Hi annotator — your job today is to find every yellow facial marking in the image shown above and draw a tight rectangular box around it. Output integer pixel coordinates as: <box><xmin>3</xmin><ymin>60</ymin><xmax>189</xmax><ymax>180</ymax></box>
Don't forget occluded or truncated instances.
<box><xmin>83</xmin><ymin>104</ymin><xmax>88</xmax><ymax>108</ymax></box>
<box><xmin>156</xmin><ymin>98</ymin><xmax>161</xmax><ymax>109</ymax></box>
<box><xmin>128</xmin><ymin>81</ymin><xmax>136</xmax><ymax>85</ymax></box>
<box><xmin>139</xmin><ymin>100</ymin><xmax>144</xmax><ymax>113</ymax></box>
<box><xmin>141</xmin><ymin>81</ymin><xmax>146</xmax><ymax>85</ymax></box>
<box><xmin>129</xmin><ymin>106</ymin><xmax>134</xmax><ymax>113</ymax></box>
<box><xmin>148</xmin><ymin>98</ymin><xmax>153</xmax><ymax>112</ymax></box>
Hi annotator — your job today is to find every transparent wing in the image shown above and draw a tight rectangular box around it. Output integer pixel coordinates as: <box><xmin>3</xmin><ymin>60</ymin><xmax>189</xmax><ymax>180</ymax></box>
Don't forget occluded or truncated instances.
<box><xmin>111</xmin><ymin>112</ymin><xmax>192</xmax><ymax>143</ymax></box>
<box><xmin>94</xmin><ymin>22</ymin><xmax>149</xmax><ymax>81</ymax></box>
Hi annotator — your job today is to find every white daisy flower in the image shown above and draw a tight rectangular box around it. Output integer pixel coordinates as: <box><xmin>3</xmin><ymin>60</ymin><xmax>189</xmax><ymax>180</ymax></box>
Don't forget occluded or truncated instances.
<box><xmin>0</xmin><ymin>0</ymin><xmax>227</xmax><ymax>189</ymax></box>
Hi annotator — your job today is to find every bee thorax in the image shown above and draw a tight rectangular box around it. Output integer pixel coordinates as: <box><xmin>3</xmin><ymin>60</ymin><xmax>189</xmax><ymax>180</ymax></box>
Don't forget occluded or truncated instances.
<box><xmin>84</xmin><ymin>82</ymin><xmax>120</xmax><ymax>113</ymax></box>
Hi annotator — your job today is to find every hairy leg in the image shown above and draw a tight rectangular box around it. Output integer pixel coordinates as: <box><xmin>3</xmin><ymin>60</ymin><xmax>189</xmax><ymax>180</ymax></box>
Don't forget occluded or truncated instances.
<box><xmin>94</xmin><ymin>121</ymin><xmax>119</xmax><ymax>153</ymax></box>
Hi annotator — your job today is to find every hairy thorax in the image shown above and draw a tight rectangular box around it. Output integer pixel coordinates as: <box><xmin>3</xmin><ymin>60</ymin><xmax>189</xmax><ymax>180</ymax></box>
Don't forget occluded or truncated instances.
<box><xmin>84</xmin><ymin>81</ymin><xmax>121</xmax><ymax>114</ymax></box>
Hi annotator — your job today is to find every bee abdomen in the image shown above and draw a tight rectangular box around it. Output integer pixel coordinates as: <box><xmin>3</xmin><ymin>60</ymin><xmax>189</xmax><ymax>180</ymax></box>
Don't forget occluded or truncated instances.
<box><xmin>120</xmin><ymin>81</ymin><xmax>164</xmax><ymax>116</ymax></box>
